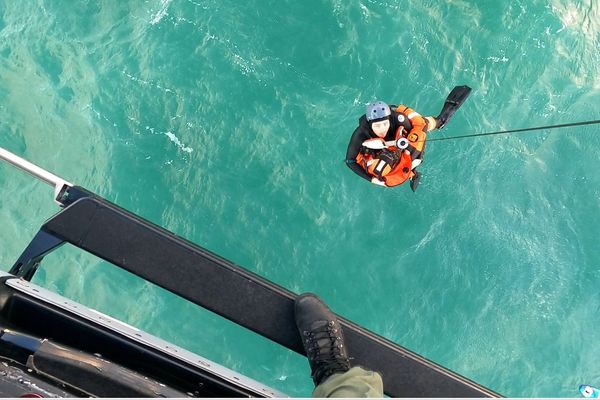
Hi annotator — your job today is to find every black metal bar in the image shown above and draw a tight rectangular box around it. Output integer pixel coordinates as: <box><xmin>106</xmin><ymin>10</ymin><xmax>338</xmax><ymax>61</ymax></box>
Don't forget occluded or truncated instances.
<box><xmin>31</xmin><ymin>189</ymin><xmax>499</xmax><ymax>397</ymax></box>
<box><xmin>7</xmin><ymin>186</ymin><xmax>93</xmax><ymax>280</ymax></box>
<box><xmin>9</xmin><ymin>230</ymin><xmax>65</xmax><ymax>280</ymax></box>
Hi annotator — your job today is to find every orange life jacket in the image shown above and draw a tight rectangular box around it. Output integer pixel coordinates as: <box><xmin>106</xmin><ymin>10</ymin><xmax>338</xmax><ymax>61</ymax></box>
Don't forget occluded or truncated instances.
<box><xmin>356</xmin><ymin>104</ymin><xmax>427</xmax><ymax>187</ymax></box>
<box><xmin>356</xmin><ymin>147</ymin><xmax>414</xmax><ymax>187</ymax></box>
<box><xmin>394</xmin><ymin>104</ymin><xmax>428</xmax><ymax>153</ymax></box>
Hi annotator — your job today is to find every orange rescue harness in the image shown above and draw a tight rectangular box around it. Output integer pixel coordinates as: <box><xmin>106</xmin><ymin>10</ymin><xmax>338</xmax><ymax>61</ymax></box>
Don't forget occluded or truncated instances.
<box><xmin>356</xmin><ymin>105</ymin><xmax>428</xmax><ymax>187</ymax></box>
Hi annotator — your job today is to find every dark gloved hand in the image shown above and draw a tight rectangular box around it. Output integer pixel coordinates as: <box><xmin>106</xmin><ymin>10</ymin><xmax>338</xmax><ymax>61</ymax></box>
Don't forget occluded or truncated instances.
<box><xmin>377</xmin><ymin>149</ymin><xmax>401</xmax><ymax>168</ymax></box>
<box><xmin>372</xmin><ymin>149</ymin><xmax>401</xmax><ymax>180</ymax></box>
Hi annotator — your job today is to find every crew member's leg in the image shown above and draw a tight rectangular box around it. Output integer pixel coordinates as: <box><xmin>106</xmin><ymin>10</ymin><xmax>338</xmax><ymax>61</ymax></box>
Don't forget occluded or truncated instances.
<box><xmin>294</xmin><ymin>293</ymin><xmax>384</xmax><ymax>398</ymax></box>
<box><xmin>313</xmin><ymin>366</ymin><xmax>383</xmax><ymax>398</ymax></box>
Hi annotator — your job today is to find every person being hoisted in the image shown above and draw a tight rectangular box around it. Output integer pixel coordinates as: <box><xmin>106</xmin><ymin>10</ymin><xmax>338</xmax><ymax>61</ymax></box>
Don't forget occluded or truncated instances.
<box><xmin>345</xmin><ymin>86</ymin><xmax>471</xmax><ymax>192</ymax></box>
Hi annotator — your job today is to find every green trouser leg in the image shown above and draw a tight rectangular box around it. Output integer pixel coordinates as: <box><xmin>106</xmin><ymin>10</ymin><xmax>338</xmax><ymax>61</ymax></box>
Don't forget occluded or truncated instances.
<box><xmin>312</xmin><ymin>366</ymin><xmax>384</xmax><ymax>398</ymax></box>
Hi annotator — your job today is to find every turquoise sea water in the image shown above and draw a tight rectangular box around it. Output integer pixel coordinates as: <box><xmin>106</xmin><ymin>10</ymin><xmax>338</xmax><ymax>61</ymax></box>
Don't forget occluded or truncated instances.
<box><xmin>1</xmin><ymin>0</ymin><xmax>600</xmax><ymax>397</ymax></box>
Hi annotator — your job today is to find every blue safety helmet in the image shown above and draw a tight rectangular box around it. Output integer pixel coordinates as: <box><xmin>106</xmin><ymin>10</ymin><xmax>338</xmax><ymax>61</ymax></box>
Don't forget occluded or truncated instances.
<box><xmin>366</xmin><ymin>101</ymin><xmax>391</xmax><ymax>122</ymax></box>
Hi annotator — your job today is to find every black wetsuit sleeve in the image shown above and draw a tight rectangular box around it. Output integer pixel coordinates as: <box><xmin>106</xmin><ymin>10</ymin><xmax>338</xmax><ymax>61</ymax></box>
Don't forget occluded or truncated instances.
<box><xmin>345</xmin><ymin>126</ymin><xmax>372</xmax><ymax>182</ymax></box>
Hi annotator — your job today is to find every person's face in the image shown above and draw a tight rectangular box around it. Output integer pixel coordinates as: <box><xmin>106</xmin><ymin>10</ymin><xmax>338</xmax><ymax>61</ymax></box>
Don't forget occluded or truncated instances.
<box><xmin>371</xmin><ymin>119</ymin><xmax>390</xmax><ymax>138</ymax></box>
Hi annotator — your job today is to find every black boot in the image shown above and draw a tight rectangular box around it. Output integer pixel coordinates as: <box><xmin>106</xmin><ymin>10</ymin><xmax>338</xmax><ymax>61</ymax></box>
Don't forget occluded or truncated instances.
<box><xmin>294</xmin><ymin>293</ymin><xmax>351</xmax><ymax>386</ymax></box>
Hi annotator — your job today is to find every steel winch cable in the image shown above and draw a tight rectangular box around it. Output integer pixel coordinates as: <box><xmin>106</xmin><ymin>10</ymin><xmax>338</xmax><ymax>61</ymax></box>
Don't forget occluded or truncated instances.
<box><xmin>427</xmin><ymin>119</ymin><xmax>600</xmax><ymax>142</ymax></box>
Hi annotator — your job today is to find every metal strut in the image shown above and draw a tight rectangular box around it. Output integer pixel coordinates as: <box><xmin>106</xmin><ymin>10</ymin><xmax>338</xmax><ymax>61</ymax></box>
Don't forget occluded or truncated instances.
<box><xmin>0</xmin><ymin>146</ymin><xmax>72</xmax><ymax>205</ymax></box>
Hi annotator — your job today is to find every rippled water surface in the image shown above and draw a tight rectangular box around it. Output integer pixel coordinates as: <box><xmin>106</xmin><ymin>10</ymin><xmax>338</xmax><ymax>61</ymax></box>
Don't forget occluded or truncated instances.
<box><xmin>1</xmin><ymin>0</ymin><xmax>599</xmax><ymax>397</ymax></box>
